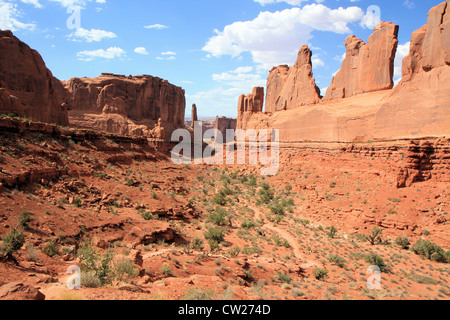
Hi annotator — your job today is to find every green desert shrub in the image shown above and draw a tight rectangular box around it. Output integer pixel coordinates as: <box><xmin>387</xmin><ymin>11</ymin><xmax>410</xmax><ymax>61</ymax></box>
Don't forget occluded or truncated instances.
<box><xmin>365</xmin><ymin>252</ymin><xmax>389</xmax><ymax>273</ymax></box>
<box><xmin>313</xmin><ymin>268</ymin><xmax>329</xmax><ymax>281</ymax></box>
<box><xmin>395</xmin><ymin>237</ymin><xmax>411</xmax><ymax>250</ymax></box>
<box><xmin>411</xmin><ymin>239</ymin><xmax>446</xmax><ymax>263</ymax></box>
<box><xmin>1</xmin><ymin>229</ymin><xmax>25</xmax><ymax>260</ymax></box>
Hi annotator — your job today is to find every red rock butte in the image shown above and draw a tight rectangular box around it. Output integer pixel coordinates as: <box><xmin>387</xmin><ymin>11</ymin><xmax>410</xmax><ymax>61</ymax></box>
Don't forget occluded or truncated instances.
<box><xmin>237</xmin><ymin>1</ymin><xmax>450</xmax><ymax>143</ymax></box>
<box><xmin>0</xmin><ymin>32</ymin><xmax>186</xmax><ymax>140</ymax></box>
<box><xmin>0</xmin><ymin>30</ymin><xmax>68</xmax><ymax>126</ymax></box>
<box><xmin>64</xmin><ymin>74</ymin><xmax>186</xmax><ymax>139</ymax></box>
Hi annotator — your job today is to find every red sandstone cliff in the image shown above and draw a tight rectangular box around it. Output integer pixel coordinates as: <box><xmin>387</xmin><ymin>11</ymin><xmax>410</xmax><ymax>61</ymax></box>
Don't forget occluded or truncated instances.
<box><xmin>0</xmin><ymin>30</ymin><xmax>68</xmax><ymax>125</ymax></box>
<box><xmin>235</xmin><ymin>2</ymin><xmax>450</xmax><ymax>143</ymax></box>
<box><xmin>265</xmin><ymin>45</ymin><xmax>321</xmax><ymax>113</ymax></box>
<box><xmin>374</xmin><ymin>0</ymin><xmax>450</xmax><ymax>140</ymax></box>
<box><xmin>237</xmin><ymin>87</ymin><xmax>264</xmax><ymax>130</ymax></box>
<box><xmin>65</xmin><ymin>73</ymin><xmax>186</xmax><ymax>139</ymax></box>
<box><xmin>324</xmin><ymin>22</ymin><xmax>399</xmax><ymax>100</ymax></box>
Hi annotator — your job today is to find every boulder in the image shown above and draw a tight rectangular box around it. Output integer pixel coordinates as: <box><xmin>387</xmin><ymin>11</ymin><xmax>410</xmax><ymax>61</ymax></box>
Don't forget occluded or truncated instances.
<box><xmin>0</xmin><ymin>282</ymin><xmax>45</xmax><ymax>300</ymax></box>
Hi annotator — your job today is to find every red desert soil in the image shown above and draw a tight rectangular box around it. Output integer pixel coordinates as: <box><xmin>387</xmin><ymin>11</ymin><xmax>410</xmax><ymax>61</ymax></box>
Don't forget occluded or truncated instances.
<box><xmin>0</xmin><ymin>117</ymin><xmax>449</xmax><ymax>300</ymax></box>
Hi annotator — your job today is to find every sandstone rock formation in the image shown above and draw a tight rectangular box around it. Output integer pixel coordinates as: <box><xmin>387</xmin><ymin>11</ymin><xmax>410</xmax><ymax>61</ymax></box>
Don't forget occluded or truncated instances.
<box><xmin>215</xmin><ymin>116</ymin><xmax>237</xmax><ymax>142</ymax></box>
<box><xmin>374</xmin><ymin>1</ymin><xmax>450</xmax><ymax>140</ymax></box>
<box><xmin>265</xmin><ymin>46</ymin><xmax>321</xmax><ymax>113</ymax></box>
<box><xmin>235</xmin><ymin>2</ymin><xmax>450</xmax><ymax>143</ymax></box>
<box><xmin>191</xmin><ymin>104</ymin><xmax>198</xmax><ymax>129</ymax></box>
<box><xmin>0</xmin><ymin>282</ymin><xmax>45</xmax><ymax>300</ymax></box>
<box><xmin>65</xmin><ymin>73</ymin><xmax>185</xmax><ymax>139</ymax></box>
<box><xmin>0</xmin><ymin>30</ymin><xmax>68</xmax><ymax>125</ymax></box>
<box><xmin>237</xmin><ymin>87</ymin><xmax>264</xmax><ymax>129</ymax></box>
<box><xmin>324</xmin><ymin>22</ymin><xmax>399</xmax><ymax>100</ymax></box>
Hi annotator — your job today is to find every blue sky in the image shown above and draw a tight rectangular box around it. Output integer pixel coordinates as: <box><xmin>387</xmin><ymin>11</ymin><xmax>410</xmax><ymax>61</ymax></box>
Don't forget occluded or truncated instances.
<box><xmin>0</xmin><ymin>0</ymin><xmax>443</xmax><ymax>117</ymax></box>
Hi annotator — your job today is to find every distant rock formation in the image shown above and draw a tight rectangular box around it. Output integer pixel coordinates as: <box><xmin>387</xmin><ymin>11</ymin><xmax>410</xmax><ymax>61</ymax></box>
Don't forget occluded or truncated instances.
<box><xmin>237</xmin><ymin>87</ymin><xmax>264</xmax><ymax>129</ymax></box>
<box><xmin>265</xmin><ymin>45</ymin><xmax>321</xmax><ymax>113</ymax></box>
<box><xmin>324</xmin><ymin>22</ymin><xmax>399</xmax><ymax>100</ymax></box>
<box><xmin>215</xmin><ymin>116</ymin><xmax>237</xmax><ymax>142</ymax></box>
<box><xmin>65</xmin><ymin>73</ymin><xmax>186</xmax><ymax>139</ymax></box>
<box><xmin>191</xmin><ymin>104</ymin><xmax>198</xmax><ymax>129</ymax></box>
<box><xmin>0</xmin><ymin>30</ymin><xmax>68</xmax><ymax>125</ymax></box>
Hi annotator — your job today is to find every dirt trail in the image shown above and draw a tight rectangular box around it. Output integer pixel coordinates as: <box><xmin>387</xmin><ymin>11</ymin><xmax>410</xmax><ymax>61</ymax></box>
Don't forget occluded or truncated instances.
<box><xmin>252</xmin><ymin>207</ymin><xmax>318</xmax><ymax>269</ymax></box>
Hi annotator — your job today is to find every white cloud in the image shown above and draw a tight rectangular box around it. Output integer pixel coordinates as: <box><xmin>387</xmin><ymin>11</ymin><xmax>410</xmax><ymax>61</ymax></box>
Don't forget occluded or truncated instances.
<box><xmin>161</xmin><ymin>51</ymin><xmax>176</xmax><ymax>56</ymax></box>
<box><xmin>360</xmin><ymin>5</ymin><xmax>381</xmax><ymax>29</ymax></box>
<box><xmin>20</xmin><ymin>0</ymin><xmax>43</xmax><ymax>9</ymax></box>
<box><xmin>312</xmin><ymin>54</ymin><xmax>325</xmax><ymax>68</ymax></box>
<box><xmin>68</xmin><ymin>28</ymin><xmax>116</xmax><ymax>42</ymax></box>
<box><xmin>203</xmin><ymin>4</ymin><xmax>364</xmax><ymax>70</ymax></box>
<box><xmin>134</xmin><ymin>47</ymin><xmax>149</xmax><ymax>55</ymax></box>
<box><xmin>187</xmin><ymin>65</ymin><xmax>268</xmax><ymax>117</ymax></box>
<box><xmin>0</xmin><ymin>1</ymin><xmax>36</xmax><ymax>31</ymax></box>
<box><xmin>77</xmin><ymin>46</ymin><xmax>126</xmax><ymax>61</ymax></box>
<box><xmin>144</xmin><ymin>24</ymin><xmax>168</xmax><ymax>30</ymax></box>
<box><xmin>156</xmin><ymin>51</ymin><xmax>176</xmax><ymax>61</ymax></box>
<box><xmin>212</xmin><ymin>68</ymin><xmax>266</xmax><ymax>88</ymax></box>
<box><xmin>403</xmin><ymin>0</ymin><xmax>415</xmax><ymax>9</ymax></box>
<box><xmin>49</xmin><ymin>0</ymin><xmax>106</xmax><ymax>8</ymax></box>
<box><xmin>186</xmin><ymin>87</ymin><xmax>244</xmax><ymax>118</ymax></box>
<box><xmin>254</xmin><ymin>0</ymin><xmax>309</xmax><ymax>5</ymax></box>
<box><xmin>393</xmin><ymin>41</ymin><xmax>410</xmax><ymax>85</ymax></box>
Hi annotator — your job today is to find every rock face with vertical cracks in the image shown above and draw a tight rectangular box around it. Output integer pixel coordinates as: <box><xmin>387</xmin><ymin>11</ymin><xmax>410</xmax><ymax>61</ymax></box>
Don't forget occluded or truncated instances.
<box><xmin>374</xmin><ymin>1</ymin><xmax>450</xmax><ymax>140</ymax></box>
<box><xmin>237</xmin><ymin>87</ymin><xmax>264</xmax><ymax>130</ymax></box>
<box><xmin>324</xmin><ymin>22</ymin><xmax>399</xmax><ymax>100</ymax></box>
<box><xmin>0</xmin><ymin>30</ymin><xmax>68</xmax><ymax>125</ymax></box>
<box><xmin>236</xmin><ymin>2</ymin><xmax>450</xmax><ymax>143</ymax></box>
<box><xmin>65</xmin><ymin>73</ymin><xmax>186</xmax><ymax>139</ymax></box>
<box><xmin>265</xmin><ymin>45</ymin><xmax>321</xmax><ymax>113</ymax></box>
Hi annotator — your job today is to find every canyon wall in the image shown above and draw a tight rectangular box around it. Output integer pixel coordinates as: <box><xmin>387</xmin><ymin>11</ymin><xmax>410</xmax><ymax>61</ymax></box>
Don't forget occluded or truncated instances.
<box><xmin>65</xmin><ymin>73</ymin><xmax>186</xmax><ymax>139</ymax></box>
<box><xmin>236</xmin><ymin>1</ymin><xmax>450</xmax><ymax>143</ymax></box>
<box><xmin>0</xmin><ymin>30</ymin><xmax>68</xmax><ymax>125</ymax></box>
<box><xmin>374</xmin><ymin>0</ymin><xmax>450</xmax><ymax>140</ymax></box>
<box><xmin>0</xmin><ymin>30</ymin><xmax>186</xmax><ymax>139</ymax></box>
<box><xmin>324</xmin><ymin>22</ymin><xmax>399</xmax><ymax>100</ymax></box>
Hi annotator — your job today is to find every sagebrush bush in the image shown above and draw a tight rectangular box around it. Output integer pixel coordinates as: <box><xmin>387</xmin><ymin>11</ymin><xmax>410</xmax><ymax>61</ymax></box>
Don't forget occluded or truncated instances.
<box><xmin>115</xmin><ymin>257</ymin><xmax>139</xmax><ymax>281</ymax></box>
<box><xmin>204</xmin><ymin>227</ymin><xmax>225</xmax><ymax>244</ymax></box>
<box><xmin>191</xmin><ymin>237</ymin><xmax>204</xmax><ymax>251</ymax></box>
<box><xmin>42</xmin><ymin>239</ymin><xmax>60</xmax><ymax>257</ymax></box>
<box><xmin>81</xmin><ymin>272</ymin><xmax>102</xmax><ymax>288</ymax></box>
<box><xmin>313</xmin><ymin>268</ymin><xmax>329</xmax><ymax>281</ymax></box>
<box><xmin>19</xmin><ymin>211</ymin><xmax>34</xmax><ymax>230</ymax></box>
<box><xmin>367</xmin><ymin>227</ymin><xmax>383</xmax><ymax>245</ymax></box>
<box><xmin>395</xmin><ymin>237</ymin><xmax>410</xmax><ymax>249</ymax></box>
<box><xmin>207</xmin><ymin>208</ymin><xmax>229</xmax><ymax>226</ymax></box>
<box><xmin>1</xmin><ymin>229</ymin><xmax>25</xmax><ymax>260</ymax></box>
<box><xmin>365</xmin><ymin>252</ymin><xmax>389</xmax><ymax>273</ymax></box>
<box><xmin>411</xmin><ymin>239</ymin><xmax>447</xmax><ymax>263</ymax></box>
